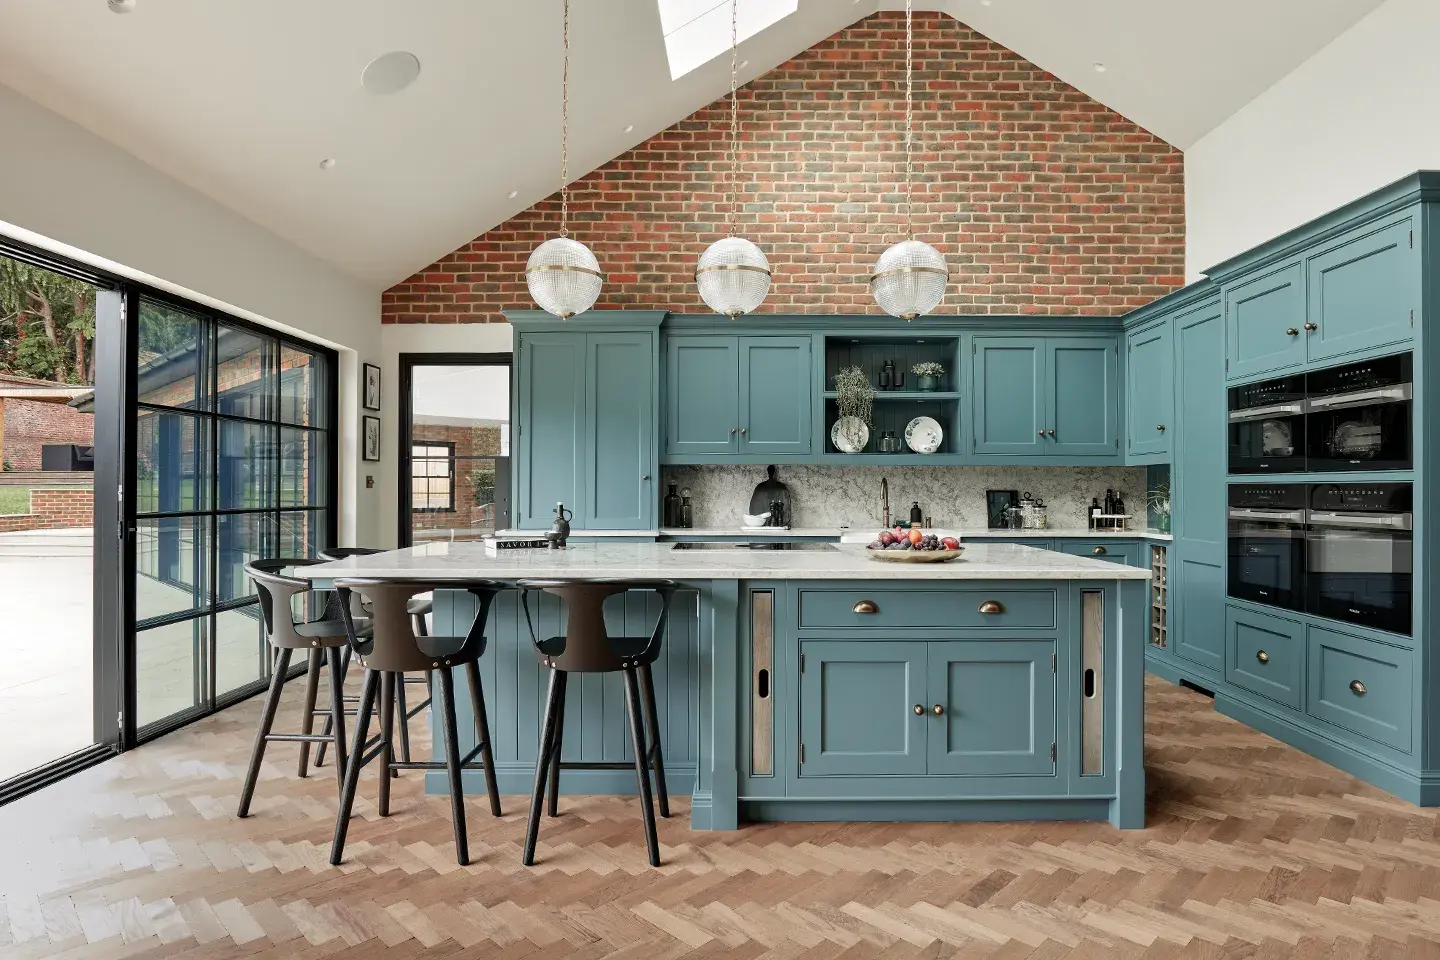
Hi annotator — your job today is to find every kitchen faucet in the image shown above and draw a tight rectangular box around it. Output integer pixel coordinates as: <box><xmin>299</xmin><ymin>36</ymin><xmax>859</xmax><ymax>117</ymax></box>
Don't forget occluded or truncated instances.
<box><xmin>881</xmin><ymin>476</ymin><xmax>889</xmax><ymax>528</ymax></box>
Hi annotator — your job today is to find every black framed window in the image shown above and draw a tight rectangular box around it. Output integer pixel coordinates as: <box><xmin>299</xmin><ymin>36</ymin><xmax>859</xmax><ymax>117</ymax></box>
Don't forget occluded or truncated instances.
<box><xmin>411</xmin><ymin>442</ymin><xmax>456</xmax><ymax>512</ymax></box>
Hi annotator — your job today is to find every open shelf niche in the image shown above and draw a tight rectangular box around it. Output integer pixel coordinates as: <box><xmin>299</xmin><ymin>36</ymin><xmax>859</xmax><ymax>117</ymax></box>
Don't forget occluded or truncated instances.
<box><xmin>822</xmin><ymin>335</ymin><xmax>961</xmax><ymax>456</ymax></box>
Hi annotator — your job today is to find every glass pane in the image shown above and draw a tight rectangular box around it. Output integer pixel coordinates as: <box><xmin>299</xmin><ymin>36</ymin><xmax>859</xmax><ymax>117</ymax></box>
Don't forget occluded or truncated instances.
<box><xmin>279</xmin><ymin>345</ymin><xmax>324</xmax><ymax>426</ymax></box>
<box><xmin>215</xmin><ymin>324</ymin><xmax>274</xmax><ymax>419</ymax></box>
<box><xmin>136</xmin><ymin>617</ymin><xmax>205</xmax><ymax>727</ymax></box>
<box><xmin>135</xmin><ymin>409</ymin><xmax>209</xmax><ymax>514</ymax></box>
<box><xmin>134</xmin><ymin>517</ymin><xmax>208</xmax><ymax>623</ymax></box>
<box><xmin>218</xmin><ymin>420</ymin><xmax>277</xmax><ymax>510</ymax></box>
<box><xmin>278</xmin><ymin>510</ymin><xmax>322</xmax><ymax>559</ymax></box>
<box><xmin>215</xmin><ymin>604</ymin><xmax>266</xmax><ymax>696</ymax></box>
<box><xmin>138</xmin><ymin>301</ymin><xmax>206</xmax><ymax>410</ymax></box>
<box><xmin>216</xmin><ymin>512</ymin><xmax>273</xmax><ymax>602</ymax></box>
<box><xmin>409</xmin><ymin>364</ymin><xmax>509</xmax><ymax>543</ymax></box>
<box><xmin>280</xmin><ymin>428</ymin><xmax>326</xmax><ymax>508</ymax></box>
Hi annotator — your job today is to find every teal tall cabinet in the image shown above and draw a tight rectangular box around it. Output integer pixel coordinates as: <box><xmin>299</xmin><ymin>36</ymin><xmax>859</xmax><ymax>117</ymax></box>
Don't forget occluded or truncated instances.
<box><xmin>1124</xmin><ymin>320</ymin><xmax>1172</xmax><ymax>461</ymax></box>
<box><xmin>507</xmin><ymin>311</ymin><xmax>664</xmax><ymax>531</ymax></box>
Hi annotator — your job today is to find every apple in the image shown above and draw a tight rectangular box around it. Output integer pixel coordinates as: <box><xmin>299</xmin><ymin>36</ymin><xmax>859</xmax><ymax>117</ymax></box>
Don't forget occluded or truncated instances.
<box><xmin>941</xmin><ymin>536</ymin><xmax>960</xmax><ymax>550</ymax></box>
<box><xmin>879</xmin><ymin>531</ymin><xmax>896</xmax><ymax>546</ymax></box>
<box><xmin>908</xmin><ymin>527</ymin><xmax>924</xmax><ymax>546</ymax></box>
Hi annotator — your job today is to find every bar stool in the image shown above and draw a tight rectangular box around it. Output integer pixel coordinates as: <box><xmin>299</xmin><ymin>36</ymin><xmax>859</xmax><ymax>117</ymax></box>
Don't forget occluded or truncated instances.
<box><xmin>312</xmin><ymin>547</ymin><xmax>432</xmax><ymax>769</ymax></box>
<box><xmin>330</xmin><ymin>577</ymin><xmax>506</xmax><ymax>866</ymax></box>
<box><xmin>517</xmin><ymin>578</ymin><xmax>678</xmax><ymax>867</ymax></box>
<box><xmin>236</xmin><ymin>559</ymin><xmax>350</xmax><ymax>818</ymax></box>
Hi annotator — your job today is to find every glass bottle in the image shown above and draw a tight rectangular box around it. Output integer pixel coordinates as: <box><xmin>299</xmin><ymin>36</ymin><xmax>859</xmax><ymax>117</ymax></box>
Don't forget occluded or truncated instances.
<box><xmin>663</xmin><ymin>483</ymin><xmax>680</xmax><ymax>528</ymax></box>
<box><xmin>679</xmin><ymin>488</ymin><xmax>693</xmax><ymax>529</ymax></box>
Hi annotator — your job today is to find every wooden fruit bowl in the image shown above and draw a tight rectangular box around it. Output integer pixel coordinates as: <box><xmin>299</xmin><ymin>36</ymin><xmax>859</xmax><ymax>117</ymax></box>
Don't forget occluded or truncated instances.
<box><xmin>866</xmin><ymin>547</ymin><xmax>964</xmax><ymax>563</ymax></box>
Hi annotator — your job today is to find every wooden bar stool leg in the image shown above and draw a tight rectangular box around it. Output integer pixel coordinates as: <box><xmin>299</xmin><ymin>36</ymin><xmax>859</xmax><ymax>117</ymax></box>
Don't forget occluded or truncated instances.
<box><xmin>237</xmin><ymin>647</ymin><xmax>293</xmax><ymax>818</ymax></box>
<box><xmin>296</xmin><ymin>649</ymin><xmax>323</xmax><ymax>778</ymax></box>
<box><xmin>639</xmin><ymin>663</ymin><xmax>669</xmax><ymax>818</ymax></box>
<box><xmin>436</xmin><ymin>666</ymin><xmax>470</xmax><ymax>865</ymax></box>
<box><xmin>394</xmin><ymin>670</ymin><xmax>412</xmax><ymax>766</ymax></box>
<box><xmin>547</xmin><ymin>671</ymin><xmax>568</xmax><ymax>817</ymax></box>
<box><xmin>523</xmin><ymin>668</ymin><xmax>564</xmax><ymax>866</ymax></box>
<box><xmin>622</xmin><ymin>667</ymin><xmax>661</xmax><ymax>867</ymax></box>
<box><xmin>315</xmin><ymin>644</ymin><xmax>351</xmax><ymax>768</ymax></box>
<box><xmin>465</xmin><ymin>660</ymin><xmax>502</xmax><ymax>817</ymax></box>
<box><xmin>377</xmin><ymin>672</ymin><xmax>395</xmax><ymax>818</ymax></box>
<box><xmin>325</xmin><ymin>646</ymin><xmax>348</xmax><ymax>792</ymax></box>
<box><xmin>330</xmin><ymin>668</ymin><xmax>380</xmax><ymax>865</ymax></box>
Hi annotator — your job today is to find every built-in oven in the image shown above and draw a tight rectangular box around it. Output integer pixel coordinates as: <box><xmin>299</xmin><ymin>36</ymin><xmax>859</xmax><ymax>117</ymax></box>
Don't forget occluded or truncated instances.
<box><xmin>1306</xmin><ymin>483</ymin><xmax>1412</xmax><ymax>635</ymax></box>
<box><xmin>1227</xmin><ymin>484</ymin><xmax>1307</xmax><ymax>612</ymax></box>
<box><xmin>1228</xmin><ymin>374</ymin><xmax>1307</xmax><ymax>473</ymax></box>
<box><xmin>1306</xmin><ymin>354</ymin><xmax>1412</xmax><ymax>472</ymax></box>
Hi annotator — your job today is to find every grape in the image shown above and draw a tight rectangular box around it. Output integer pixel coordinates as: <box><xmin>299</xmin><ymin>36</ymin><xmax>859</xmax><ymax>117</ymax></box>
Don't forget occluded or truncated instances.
<box><xmin>868</xmin><ymin>540</ymin><xmax>884</xmax><ymax>550</ymax></box>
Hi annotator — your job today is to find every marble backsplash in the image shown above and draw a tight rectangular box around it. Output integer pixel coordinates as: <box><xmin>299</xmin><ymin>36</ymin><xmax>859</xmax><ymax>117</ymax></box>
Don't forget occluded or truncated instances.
<box><xmin>660</xmin><ymin>464</ymin><xmax>1149</xmax><ymax>530</ymax></box>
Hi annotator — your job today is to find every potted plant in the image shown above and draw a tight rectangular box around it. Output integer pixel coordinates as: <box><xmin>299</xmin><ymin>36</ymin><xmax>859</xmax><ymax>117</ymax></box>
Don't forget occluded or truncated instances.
<box><xmin>1148</xmin><ymin>474</ymin><xmax>1171</xmax><ymax>533</ymax></box>
<box><xmin>832</xmin><ymin>365</ymin><xmax>874</xmax><ymax>453</ymax></box>
<box><xmin>912</xmin><ymin>361</ymin><xmax>945</xmax><ymax>392</ymax></box>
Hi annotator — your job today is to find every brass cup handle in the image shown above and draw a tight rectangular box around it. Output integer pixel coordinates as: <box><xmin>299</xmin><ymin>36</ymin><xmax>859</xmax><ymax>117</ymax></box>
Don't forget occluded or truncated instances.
<box><xmin>932</xmin><ymin>704</ymin><xmax>944</xmax><ymax>716</ymax></box>
<box><xmin>1304</xmin><ymin>322</ymin><xmax>1319</xmax><ymax>331</ymax></box>
<box><xmin>913</xmin><ymin>704</ymin><xmax>924</xmax><ymax>716</ymax></box>
<box><xmin>853</xmin><ymin>600</ymin><xmax>879</xmax><ymax>614</ymax></box>
<box><xmin>978</xmin><ymin>600</ymin><xmax>1005</xmax><ymax>615</ymax></box>
<box><xmin>1350</xmin><ymin>680</ymin><xmax>1367</xmax><ymax>696</ymax></box>
<box><xmin>1092</xmin><ymin>546</ymin><xmax>1107</xmax><ymax>555</ymax></box>
<box><xmin>1285</xmin><ymin>327</ymin><xmax>1300</xmax><ymax>336</ymax></box>
<box><xmin>1256</xmin><ymin>650</ymin><xmax>1270</xmax><ymax>663</ymax></box>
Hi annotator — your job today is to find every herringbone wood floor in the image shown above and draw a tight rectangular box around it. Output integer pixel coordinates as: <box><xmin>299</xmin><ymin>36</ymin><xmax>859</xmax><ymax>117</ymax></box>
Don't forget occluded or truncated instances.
<box><xmin>4</xmin><ymin>677</ymin><xmax>1440</xmax><ymax>959</ymax></box>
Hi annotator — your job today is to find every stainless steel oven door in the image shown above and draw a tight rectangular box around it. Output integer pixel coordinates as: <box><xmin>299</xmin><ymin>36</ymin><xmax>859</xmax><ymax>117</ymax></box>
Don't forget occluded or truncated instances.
<box><xmin>1228</xmin><ymin>374</ymin><xmax>1307</xmax><ymax>473</ymax></box>
<box><xmin>1227</xmin><ymin>507</ymin><xmax>1307</xmax><ymax>611</ymax></box>
<box><xmin>1305</xmin><ymin>511</ymin><xmax>1412</xmax><ymax>635</ymax></box>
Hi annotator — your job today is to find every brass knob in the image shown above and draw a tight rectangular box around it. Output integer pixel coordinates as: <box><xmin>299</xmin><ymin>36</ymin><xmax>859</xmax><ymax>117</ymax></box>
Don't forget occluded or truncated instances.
<box><xmin>978</xmin><ymin>600</ymin><xmax>1004</xmax><ymax>615</ymax></box>
<box><xmin>740</xmin><ymin>427</ymin><xmax>747</xmax><ymax>435</ymax></box>
<box><xmin>932</xmin><ymin>704</ymin><xmax>944</xmax><ymax>716</ymax></box>
<box><xmin>641</xmin><ymin>474</ymin><xmax>650</xmax><ymax>481</ymax></box>
<box><xmin>853</xmin><ymin>600</ymin><xmax>879</xmax><ymax>614</ymax></box>
<box><xmin>1256</xmin><ymin>650</ymin><xmax>1270</xmax><ymax>663</ymax></box>
<box><xmin>1047</xmin><ymin>429</ymin><xmax>1056</xmax><ymax>436</ymax></box>
<box><xmin>1037</xmin><ymin>430</ymin><xmax>1045</xmax><ymax>436</ymax></box>
<box><xmin>1285</xmin><ymin>327</ymin><xmax>1300</xmax><ymax>336</ymax></box>
<box><xmin>1304</xmin><ymin>322</ymin><xmax>1318</xmax><ymax>331</ymax></box>
<box><xmin>1350</xmin><ymin>680</ymin><xmax>1367</xmax><ymax>696</ymax></box>
<box><xmin>729</xmin><ymin>427</ymin><xmax>737</xmax><ymax>434</ymax></box>
<box><xmin>1156</xmin><ymin>424</ymin><xmax>1166</xmax><ymax>431</ymax></box>
<box><xmin>913</xmin><ymin>704</ymin><xmax>924</xmax><ymax>716</ymax></box>
<box><xmin>1092</xmin><ymin>546</ymin><xmax>1107</xmax><ymax>555</ymax></box>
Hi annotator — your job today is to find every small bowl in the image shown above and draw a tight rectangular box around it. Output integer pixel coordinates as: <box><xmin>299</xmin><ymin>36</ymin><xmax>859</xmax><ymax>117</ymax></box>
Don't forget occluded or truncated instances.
<box><xmin>741</xmin><ymin>512</ymin><xmax>771</xmax><ymax>528</ymax></box>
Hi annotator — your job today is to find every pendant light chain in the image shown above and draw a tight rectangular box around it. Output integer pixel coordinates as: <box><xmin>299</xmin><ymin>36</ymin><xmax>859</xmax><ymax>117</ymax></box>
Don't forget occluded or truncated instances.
<box><xmin>728</xmin><ymin>0</ymin><xmax>739</xmax><ymax>237</ymax></box>
<box><xmin>560</xmin><ymin>0</ymin><xmax>570</xmax><ymax>238</ymax></box>
<box><xmin>904</xmin><ymin>0</ymin><xmax>913</xmax><ymax>240</ymax></box>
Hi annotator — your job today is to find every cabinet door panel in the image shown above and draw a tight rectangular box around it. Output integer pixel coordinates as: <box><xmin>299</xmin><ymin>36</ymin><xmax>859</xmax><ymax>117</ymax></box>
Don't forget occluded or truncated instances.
<box><xmin>927</xmin><ymin>640</ymin><xmax>1057</xmax><ymax>776</ymax></box>
<box><xmin>1173</xmin><ymin>301</ymin><xmax>1225</xmax><ymax>551</ymax></box>
<box><xmin>514</xmin><ymin>333</ymin><xmax>585</xmax><ymax>528</ymax></box>
<box><xmin>739</xmin><ymin>337</ymin><xmax>812</xmax><ymax>454</ymax></box>
<box><xmin>1126</xmin><ymin>322</ymin><xmax>1172</xmax><ymax>459</ymax></box>
<box><xmin>585</xmin><ymin>332</ymin><xmax>654</xmax><ymax>529</ymax></box>
<box><xmin>798</xmin><ymin>640</ymin><xmax>927</xmax><ymax>777</ymax></box>
<box><xmin>1173</xmin><ymin>557</ymin><xmax>1224</xmax><ymax>673</ymax></box>
<box><xmin>1048</xmin><ymin>338</ymin><xmax>1119</xmax><ymax>456</ymax></box>
<box><xmin>1059</xmin><ymin>540</ymin><xmax>1140</xmax><ymax>567</ymax></box>
<box><xmin>1306</xmin><ymin>218</ymin><xmax>1415</xmax><ymax>361</ymax></box>
<box><xmin>1306</xmin><ymin>627</ymin><xmax>1412</xmax><ymax>752</ymax></box>
<box><xmin>665</xmin><ymin>336</ymin><xmax>739</xmax><ymax>455</ymax></box>
<box><xmin>1224</xmin><ymin>606</ymin><xmax>1304</xmax><ymax>710</ymax></box>
<box><xmin>1225</xmin><ymin>261</ymin><xmax>1305</xmax><ymax>381</ymax></box>
<box><xmin>972</xmin><ymin>338</ymin><xmax>1046</xmax><ymax>455</ymax></box>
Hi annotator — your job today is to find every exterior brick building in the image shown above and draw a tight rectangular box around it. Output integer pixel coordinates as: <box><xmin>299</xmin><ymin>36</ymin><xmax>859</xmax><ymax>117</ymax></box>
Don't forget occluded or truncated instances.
<box><xmin>0</xmin><ymin>373</ymin><xmax>95</xmax><ymax>471</ymax></box>
<box><xmin>410</xmin><ymin>418</ymin><xmax>504</xmax><ymax>540</ymax></box>
<box><xmin>383</xmin><ymin>13</ymin><xmax>1184</xmax><ymax>325</ymax></box>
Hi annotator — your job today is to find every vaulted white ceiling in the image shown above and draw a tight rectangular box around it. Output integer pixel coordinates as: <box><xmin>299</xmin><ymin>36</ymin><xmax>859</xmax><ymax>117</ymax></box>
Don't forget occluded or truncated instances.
<box><xmin>0</xmin><ymin>0</ymin><xmax>1387</xmax><ymax>288</ymax></box>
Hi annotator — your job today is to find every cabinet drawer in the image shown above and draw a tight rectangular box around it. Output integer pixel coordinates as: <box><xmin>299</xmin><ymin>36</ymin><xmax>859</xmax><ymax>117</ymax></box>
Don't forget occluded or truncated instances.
<box><xmin>1224</xmin><ymin>606</ymin><xmax>1303</xmax><ymax>710</ymax></box>
<box><xmin>796</xmin><ymin>587</ymin><xmax>1058</xmax><ymax>631</ymax></box>
<box><xmin>1305</xmin><ymin>627</ymin><xmax>1412</xmax><ymax>753</ymax></box>
<box><xmin>1059</xmin><ymin>540</ymin><xmax>1139</xmax><ymax>567</ymax></box>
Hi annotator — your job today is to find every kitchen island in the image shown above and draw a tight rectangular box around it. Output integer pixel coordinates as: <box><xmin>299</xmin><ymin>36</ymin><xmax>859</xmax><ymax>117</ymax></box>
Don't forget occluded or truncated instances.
<box><xmin>304</xmin><ymin>540</ymin><xmax>1151</xmax><ymax>829</ymax></box>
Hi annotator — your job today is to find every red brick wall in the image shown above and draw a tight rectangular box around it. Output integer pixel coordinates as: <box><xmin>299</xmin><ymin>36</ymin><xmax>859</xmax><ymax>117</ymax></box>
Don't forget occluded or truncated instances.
<box><xmin>383</xmin><ymin>12</ymin><xmax>1184</xmax><ymax>323</ymax></box>
<box><xmin>409</xmin><ymin>421</ymin><xmax>502</xmax><ymax>539</ymax></box>
<box><xmin>0</xmin><ymin>487</ymin><xmax>93</xmax><ymax>533</ymax></box>
<box><xmin>1</xmin><ymin>398</ymin><xmax>94</xmax><ymax>471</ymax></box>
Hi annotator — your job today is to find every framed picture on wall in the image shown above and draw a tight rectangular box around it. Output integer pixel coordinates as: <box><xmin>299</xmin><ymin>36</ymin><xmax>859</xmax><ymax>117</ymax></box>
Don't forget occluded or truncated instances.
<box><xmin>363</xmin><ymin>363</ymin><xmax>382</xmax><ymax>411</ymax></box>
<box><xmin>363</xmin><ymin>415</ymin><xmax>381</xmax><ymax>461</ymax></box>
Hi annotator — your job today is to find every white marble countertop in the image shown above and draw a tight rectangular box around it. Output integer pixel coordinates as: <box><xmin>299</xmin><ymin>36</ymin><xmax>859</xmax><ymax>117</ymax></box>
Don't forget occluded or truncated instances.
<box><xmin>494</xmin><ymin>528</ymin><xmax>660</xmax><ymax>539</ymax></box>
<box><xmin>662</xmin><ymin>526</ymin><xmax>1171</xmax><ymax>541</ymax></box>
<box><xmin>301</xmin><ymin>540</ymin><xmax>1150</xmax><ymax>582</ymax></box>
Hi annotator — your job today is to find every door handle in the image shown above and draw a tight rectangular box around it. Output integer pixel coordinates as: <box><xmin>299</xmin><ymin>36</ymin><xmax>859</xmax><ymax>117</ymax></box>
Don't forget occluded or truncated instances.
<box><xmin>913</xmin><ymin>704</ymin><xmax>925</xmax><ymax>716</ymax></box>
<box><xmin>641</xmin><ymin>474</ymin><xmax>650</xmax><ymax>481</ymax></box>
<box><xmin>1285</xmin><ymin>327</ymin><xmax>1300</xmax><ymax>336</ymax></box>
<box><xmin>1091</xmin><ymin>546</ymin><xmax>1107</xmax><ymax>555</ymax></box>
<box><xmin>978</xmin><ymin>600</ymin><xmax>1005</xmax><ymax>615</ymax></box>
<box><xmin>1156</xmin><ymin>424</ymin><xmax>1166</xmax><ymax>431</ymax></box>
<box><xmin>1037</xmin><ymin>430</ymin><xmax>1045</xmax><ymax>436</ymax></box>
<box><xmin>1304</xmin><ymin>322</ymin><xmax>1318</xmax><ymax>332</ymax></box>
<box><xmin>1350</xmin><ymin>680</ymin><xmax>1367</xmax><ymax>696</ymax></box>
<box><xmin>1047</xmin><ymin>429</ymin><xmax>1055</xmax><ymax>437</ymax></box>
<box><xmin>739</xmin><ymin>427</ymin><xmax>747</xmax><ymax>435</ymax></box>
<box><xmin>852</xmin><ymin>600</ymin><xmax>879</xmax><ymax>614</ymax></box>
<box><xmin>1256</xmin><ymin>650</ymin><xmax>1270</xmax><ymax>663</ymax></box>
<box><xmin>931</xmin><ymin>704</ymin><xmax>944</xmax><ymax>716</ymax></box>
<box><xmin>729</xmin><ymin>427</ymin><xmax>737</xmax><ymax>434</ymax></box>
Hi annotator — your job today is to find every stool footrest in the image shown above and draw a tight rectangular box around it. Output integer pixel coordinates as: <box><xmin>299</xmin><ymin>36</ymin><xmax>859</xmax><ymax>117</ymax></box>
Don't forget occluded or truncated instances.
<box><xmin>387</xmin><ymin>760</ymin><xmax>493</xmax><ymax>772</ymax></box>
<box><xmin>552</xmin><ymin>760</ymin><xmax>660</xmax><ymax>772</ymax></box>
<box><xmin>265</xmin><ymin>732</ymin><xmax>336</xmax><ymax>744</ymax></box>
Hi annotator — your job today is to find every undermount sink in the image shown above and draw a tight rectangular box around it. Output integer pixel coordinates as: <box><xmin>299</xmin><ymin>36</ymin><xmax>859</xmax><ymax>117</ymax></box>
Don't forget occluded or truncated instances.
<box><xmin>670</xmin><ymin>542</ymin><xmax>838</xmax><ymax>551</ymax></box>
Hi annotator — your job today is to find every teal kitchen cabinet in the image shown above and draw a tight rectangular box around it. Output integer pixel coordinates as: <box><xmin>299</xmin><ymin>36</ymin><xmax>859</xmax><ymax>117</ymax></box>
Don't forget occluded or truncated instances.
<box><xmin>1305</xmin><ymin>216</ymin><xmax>1416</xmax><ymax>362</ymax></box>
<box><xmin>1305</xmin><ymin>626</ymin><xmax>1413</xmax><ymax>754</ymax></box>
<box><xmin>796</xmin><ymin>640</ymin><xmax>928</xmax><ymax>777</ymax></box>
<box><xmin>1224</xmin><ymin>260</ymin><xmax>1306</xmax><ymax>381</ymax></box>
<box><xmin>665</xmin><ymin>335</ymin><xmax>812</xmax><ymax>458</ymax></box>
<box><xmin>1224</xmin><ymin>605</ymin><xmax>1304</xmax><ymax>711</ymax></box>
<box><xmin>1059</xmin><ymin>540</ymin><xmax>1141</xmax><ymax>568</ymax></box>
<box><xmin>926</xmin><ymin>640</ymin><xmax>1057</xmax><ymax>777</ymax></box>
<box><xmin>513</xmin><ymin>331</ymin><xmax>587</xmax><ymax>529</ymax></box>
<box><xmin>971</xmin><ymin>336</ymin><xmax>1118</xmax><ymax>459</ymax></box>
<box><xmin>1124</xmin><ymin>319</ymin><xmax>1172</xmax><ymax>461</ymax></box>
<box><xmin>584</xmin><ymin>332</ymin><xmax>657</xmax><ymax>529</ymax></box>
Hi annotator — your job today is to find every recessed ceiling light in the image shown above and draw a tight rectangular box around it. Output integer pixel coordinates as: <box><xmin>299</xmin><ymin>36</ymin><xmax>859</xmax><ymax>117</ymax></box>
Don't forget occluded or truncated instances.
<box><xmin>980</xmin><ymin>0</ymin><xmax>992</xmax><ymax>6</ymax></box>
<box><xmin>739</xmin><ymin>60</ymin><xmax>749</xmax><ymax>69</ymax></box>
<box><xmin>318</xmin><ymin>158</ymin><xmax>336</xmax><ymax>170</ymax></box>
<box><xmin>1093</xmin><ymin>61</ymin><xmax>1107</xmax><ymax>73</ymax></box>
<box><xmin>507</xmin><ymin>190</ymin><xmax>518</xmax><ymax>199</ymax></box>
<box><xmin>108</xmin><ymin>0</ymin><xmax>136</xmax><ymax>13</ymax></box>
<box><xmin>361</xmin><ymin>51</ymin><xmax>421</xmax><ymax>94</ymax></box>
<box><xmin>624</xmin><ymin>124</ymin><xmax>635</xmax><ymax>133</ymax></box>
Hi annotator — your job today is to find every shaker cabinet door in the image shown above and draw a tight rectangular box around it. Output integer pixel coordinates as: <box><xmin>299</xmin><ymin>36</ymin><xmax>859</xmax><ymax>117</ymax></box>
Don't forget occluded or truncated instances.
<box><xmin>514</xmin><ymin>332</ymin><xmax>586</xmax><ymax>529</ymax></box>
<box><xmin>1305</xmin><ymin>217</ymin><xmax>1416</xmax><ymax>362</ymax></box>
<box><xmin>1125</xmin><ymin>321</ymin><xmax>1172</xmax><ymax>460</ymax></box>
<box><xmin>797</xmin><ymin>640</ymin><xmax>929</xmax><ymax>777</ymax></box>
<box><xmin>925</xmin><ymin>640</ymin><xmax>1057</xmax><ymax>776</ymax></box>
<box><xmin>739</xmin><ymin>336</ymin><xmax>812</xmax><ymax>455</ymax></box>
<box><xmin>1224</xmin><ymin>260</ymin><xmax>1305</xmax><ymax>381</ymax></box>
<box><xmin>584</xmin><ymin>332</ymin><xmax>655</xmax><ymax>529</ymax></box>
<box><xmin>971</xmin><ymin>338</ymin><xmax>1047</xmax><ymax>455</ymax></box>
<box><xmin>1047</xmin><ymin>338</ymin><xmax>1119</xmax><ymax>457</ymax></box>
<box><xmin>665</xmin><ymin>336</ymin><xmax>740</xmax><ymax>455</ymax></box>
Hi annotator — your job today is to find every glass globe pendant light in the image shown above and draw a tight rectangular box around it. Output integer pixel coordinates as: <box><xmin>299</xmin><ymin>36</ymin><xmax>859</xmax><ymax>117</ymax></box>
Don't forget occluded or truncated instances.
<box><xmin>526</xmin><ymin>0</ymin><xmax>603</xmax><ymax>319</ymax></box>
<box><xmin>870</xmin><ymin>0</ymin><xmax>948</xmax><ymax>320</ymax></box>
<box><xmin>695</xmin><ymin>0</ymin><xmax>771</xmax><ymax>317</ymax></box>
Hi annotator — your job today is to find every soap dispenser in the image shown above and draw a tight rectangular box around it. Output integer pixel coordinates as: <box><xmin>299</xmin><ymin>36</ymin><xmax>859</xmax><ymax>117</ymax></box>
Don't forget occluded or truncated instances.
<box><xmin>909</xmin><ymin>501</ymin><xmax>923</xmax><ymax>528</ymax></box>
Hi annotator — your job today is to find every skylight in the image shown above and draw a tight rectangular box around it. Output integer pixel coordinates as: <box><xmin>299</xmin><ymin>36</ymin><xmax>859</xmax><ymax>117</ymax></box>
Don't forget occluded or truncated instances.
<box><xmin>658</xmin><ymin>0</ymin><xmax>799</xmax><ymax>80</ymax></box>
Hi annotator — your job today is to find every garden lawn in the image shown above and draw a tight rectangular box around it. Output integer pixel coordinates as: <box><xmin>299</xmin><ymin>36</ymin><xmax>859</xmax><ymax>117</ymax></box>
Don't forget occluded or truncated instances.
<box><xmin>0</xmin><ymin>487</ymin><xmax>31</xmax><ymax>515</ymax></box>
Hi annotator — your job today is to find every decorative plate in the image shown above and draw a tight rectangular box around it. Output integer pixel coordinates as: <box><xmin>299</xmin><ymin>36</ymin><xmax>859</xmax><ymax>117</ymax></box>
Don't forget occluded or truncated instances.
<box><xmin>904</xmin><ymin>416</ymin><xmax>943</xmax><ymax>454</ymax></box>
<box><xmin>831</xmin><ymin>416</ymin><xmax>870</xmax><ymax>454</ymax></box>
<box><xmin>867</xmin><ymin>546</ymin><xmax>964</xmax><ymax>563</ymax></box>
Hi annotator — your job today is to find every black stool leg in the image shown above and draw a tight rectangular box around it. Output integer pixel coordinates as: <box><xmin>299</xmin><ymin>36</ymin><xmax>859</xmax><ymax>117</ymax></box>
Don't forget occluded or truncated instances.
<box><xmin>315</xmin><ymin>644</ymin><xmax>351</xmax><ymax>768</ymax></box>
<box><xmin>547</xmin><ymin>671</ymin><xmax>568</xmax><ymax>817</ymax></box>
<box><xmin>377</xmin><ymin>672</ymin><xmax>395</xmax><ymax>818</ymax></box>
<box><xmin>436</xmin><ymin>666</ymin><xmax>470</xmax><ymax>865</ymax></box>
<box><xmin>639</xmin><ymin>662</ymin><xmax>669</xmax><ymax>818</ymax></box>
<box><xmin>296</xmin><ymin>649</ymin><xmax>322</xmax><ymax>778</ymax></box>
<box><xmin>237</xmin><ymin>647</ymin><xmax>292</xmax><ymax>818</ymax></box>
<box><xmin>523</xmin><ymin>668</ymin><xmax>564</xmax><ymax>866</ymax></box>
<box><xmin>325</xmin><ymin>645</ymin><xmax>348</xmax><ymax>793</ymax></box>
<box><xmin>465</xmin><ymin>660</ymin><xmax>502</xmax><ymax>817</ymax></box>
<box><xmin>395</xmin><ymin>671</ymin><xmax>412</xmax><ymax>765</ymax></box>
<box><xmin>623</xmin><ymin>667</ymin><xmax>661</xmax><ymax>867</ymax></box>
<box><xmin>330</xmin><ymin>667</ymin><xmax>380</xmax><ymax>865</ymax></box>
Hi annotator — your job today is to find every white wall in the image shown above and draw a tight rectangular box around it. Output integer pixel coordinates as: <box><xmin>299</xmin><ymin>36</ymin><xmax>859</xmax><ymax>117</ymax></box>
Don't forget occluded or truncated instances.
<box><xmin>0</xmin><ymin>81</ymin><xmax>383</xmax><ymax>545</ymax></box>
<box><xmin>1185</xmin><ymin>0</ymin><xmax>1440</xmax><ymax>277</ymax></box>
